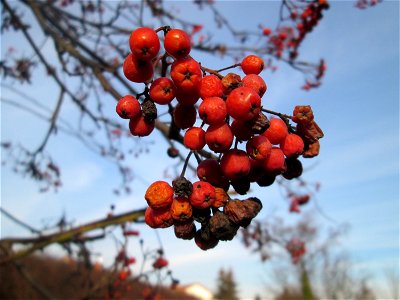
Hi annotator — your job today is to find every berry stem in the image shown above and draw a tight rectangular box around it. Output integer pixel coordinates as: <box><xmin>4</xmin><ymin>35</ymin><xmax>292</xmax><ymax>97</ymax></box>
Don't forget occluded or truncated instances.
<box><xmin>261</xmin><ymin>107</ymin><xmax>292</xmax><ymax>119</ymax></box>
<box><xmin>216</xmin><ymin>63</ymin><xmax>241</xmax><ymax>73</ymax></box>
<box><xmin>180</xmin><ymin>151</ymin><xmax>193</xmax><ymax>178</ymax></box>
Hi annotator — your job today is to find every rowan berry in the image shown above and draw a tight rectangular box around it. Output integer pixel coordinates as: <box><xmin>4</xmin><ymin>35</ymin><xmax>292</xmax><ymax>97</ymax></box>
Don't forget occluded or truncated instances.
<box><xmin>164</xmin><ymin>28</ymin><xmax>191</xmax><ymax>59</ymax></box>
<box><xmin>230</xmin><ymin>119</ymin><xmax>253</xmax><ymax>141</ymax></box>
<box><xmin>262</xmin><ymin>117</ymin><xmax>288</xmax><ymax>144</ymax></box>
<box><xmin>145</xmin><ymin>206</ymin><xmax>173</xmax><ymax>229</ymax></box>
<box><xmin>175</xmin><ymin>87</ymin><xmax>200</xmax><ymax>106</ymax></box>
<box><xmin>116</xmin><ymin>95</ymin><xmax>141</xmax><ymax>119</ymax></box>
<box><xmin>241</xmin><ymin>74</ymin><xmax>267</xmax><ymax>97</ymax></box>
<box><xmin>292</xmin><ymin>105</ymin><xmax>314</xmax><ymax>125</ymax></box>
<box><xmin>170</xmin><ymin>57</ymin><xmax>202</xmax><ymax>92</ymax></box>
<box><xmin>280</xmin><ymin>133</ymin><xmax>304</xmax><ymax>158</ymax></box>
<box><xmin>213</xmin><ymin>187</ymin><xmax>229</xmax><ymax>208</ymax></box>
<box><xmin>241</xmin><ymin>55</ymin><xmax>264</xmax><ymax>75</ymax></box>
<box><xmin>196</xmin><ymin>159</ymin><xmax>224</xmax><ymax>186</ymax></box>
<box><xmin>261</xmin><ymin>147</ymin><xmax>286</xmax><ymax>174</ymax></box>
<box><xmin>226</xmin><ymin>86</ymin><xmax>261</xmax><ymax>121</ymax></box>
<box><xmin>129</xmin><ymin>27</ymin><xmax>160</xmax><ymax>61</ymax></box>
<box><xmin>246</xmin><ymin>135</ymin><xmax>272</xmax><ymax>160</ymax></box>
<box><xmin>189</xmin><ymin>181</ymin><xmax>216</xmax><ymax>209</ymax></box>
<box><xmin>205</xmin><ymin>123</ymin><xmax>234</xmax><ymax>153</ymax></box>
<box><xmin>129</xmin><ymin>115</ymin><xmax>155</xmax><ymax>137</ymax></box>
<box><xmin>123</xmin><ymin>53</ymin><xmax>154</xmax><ymax>83</ymax></box>
<box><xmin>184</xmin><ymin>127</ymin><xmax>206</xmax><ymax>151</ymax></box>
<box><xmin>149</xmin><ymin>77</ymin><xmax>176</xmax><ymax>105</ymax></box>
<box><xmin>174</xmin><ymin>220</ymin><xmax>196</xmax><ymax>240</ymax></box>
<box><xmin>282</xmin><ymin>158</ymin><xmax>303</xmax><ymax>180</ymax></box>
<box><xmin>198</xmin><ymin>97</ymin><xmax>227</xmax><ymax>125</ymax></box>
<box><xmin>170</xmin><ymin>197</ymin><xmax>193</xmax><ymax>221</ymax></box>
<box><xmin>145</xmin><ymin>181</ymin><xmax>174</xmax><ymax>209</ymax></box>
<box><xmin>194</xmin><ymin>228</ymin><xmax>219</xmax><ymax>250</ymax></box>
<box><xmin>199</xmin><ymin>74</ymin><xmax>224</xmax><ymax>99</ymax></box>
<box><xmin>220</xmin><ymin>149</ymin><xmax>251</xmax><ymax>181</ymax></box>
<box><xmin>173</xmin><ymin>104</ymin><xmax>197</xmax><ymax>129</ymax></box>
<box><xmin>153</xmin><ymin>257</ymin><xmax>169</xmax><ymax>269</ymax></box>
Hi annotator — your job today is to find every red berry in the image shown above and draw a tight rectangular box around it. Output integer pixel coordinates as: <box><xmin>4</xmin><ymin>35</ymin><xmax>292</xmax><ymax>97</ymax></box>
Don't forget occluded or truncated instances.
<box><xmin>246</xmin><ymin>135</ymin><xmax>272</xmax><ymax>160</ymax></box>
<box><xmin>153</xmin><ymin>257</ymin><xmax>169</xmax><ymax>269</ymax></box>
<box><xmin>145</xmin><ymin>206</ymin><xmax>173</xmax><ymax>229</ymax></box>
<box><xmin>170</xmin><ymin>57</ymin><xmax>202</xmax><ymax>92</ymax></box>
<box><xmin>230</xmin><ymin>119</ymin><xmax>253</xmax><ymax>141</ymax></box>
<box><xmin>198</xmin><ymin>97</ymin><xmax>227</xmax><ymax>125</ymax></box>
<box><xmin>226</xmin><ymin>86</ymin><xmax>261</xmax><ymax>121</ymax></box>
<box><xmin>262</xmin><ymin>147</ymin><xmax>286</xmax><ymax>174</ymax></box>
<box><xmin>123</xmin><ymin>53</ymin><xmax>154</xmax><ymax>83</ymax></box>
<box><xmin>220</xmin><ymin>149</ymin><xmax>251</xmax><ymax>181</ymax></box>
<box><xmin>129</xmin><ymin>27</ymin><xmax>160</xmax><ymax>60</ymax></box>
<box><xmin>199</xmin><ymin>75</ymin><xmax>224</xmax><ymax>99</ymax></box>
<box><xmin>262</xmin><ymin>117</ymin><xmax>288</xmax><ymax>144</ymax></box>
<box><xmin>241</xmin><ymin>55</ymin><xmax>264</xmax><ymax>75</ymax></box>
<box><xmin>145</xmin><ymin>181</ymin><xmax>174</xmax><ymax>209</ymax></box>
<box><xmin>173</xmin><ymin>104</ymin><xmax>197</xmax><ymax>129</ymax></box>
<box><xmin>189</xmin><ymin>181</ymin><xmax>216</xmax><ymax>209</ymax></box>
<box><xmin>205</xmin><ymin>123</ymin><xmax>234</xmax><ymax>153</ymax></box>
<box><xmin>242</xmin><ymin>74</ymin><xmax>267</xmax><ymax>97</ymax></box>
<box><xmin>149</xmin><ymin>77</ymin><xmax>176</xmax><ymax>105</ymax></box>
<box><xmin>164</xmin><ymin>29</ymin><xmax>191</xmax><ymax>59</ymax></box>
<box><xmin>129</xmin><ymin>115</ymin><xmax>155</xmax><ymax>137</ymax></box>
<box><xmin>175</xmin><ymin>87</ymin><xmax>200</xmax><ymax>106</ymax></box>
<box><xmin>116</xmin><ymin>95</ymin><xmax>141</xmax><ymax>119</ymax></box>
<box><xmin>184</xmin><ymin>127</ymin><xmax>206</xmax><ymax>151</ymax></box>
<box><xmin>280</xmin><ymin>133</ymin><xmax>304</xmax><ymax>158</ymax></box>
<box><xmin>196</xmin><ymin>159</ymin><xmax>223</xmax><ymax>186</ymax></box>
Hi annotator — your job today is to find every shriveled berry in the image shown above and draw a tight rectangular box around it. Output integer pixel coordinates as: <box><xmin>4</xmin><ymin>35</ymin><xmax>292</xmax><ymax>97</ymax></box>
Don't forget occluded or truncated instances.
<box><xmin>145</xmin><ymin>181</ymin><xmax>174</xmax><ymax>209</ymax></box>
<box><xmin>141</xmin><ymin>99</ymin><xmax>157</xmax><ymax>123</ymax></box>
<box><xmin>209</xmin><ymin>211</ymin><xmax>239</xmax><ymax>241</ymax></box>
<box><xmin>172</xmin><ymin>176</ymin><xmax>193</xmax><ymax>198</ymax></box>
<box><xmin>174</xmin><ymin>220</ymin><xmax>196</xmax><ymax>240</ymax></box>
<box><xmin>170</xmin><ymin>197</ymin><xmax>193</xmax><ymax>221</ymax></box>
<box><xmin>195</xmin><ymin>227</ymin><xmax>219</xmax><ymax>251</ymax></box>
<box><xmin>247</xmin><ymin>112</ymin><xmax>270</xmax><ymax>134</ymax></box>
<box><xmin>192</xmin><ymin>207</ymin><xmax>211</xmax><ymax>224</ymax></box>
<box><xmin>221</xmin><ymin>73</ymin><xmax>242</xmax><ymax>95</ymax></box>
<box><xmin>292</xmin><ymin>105</ymin><xmax>314</xmax><ymax>125</ymax></box>
<box><xmin>213</xmin><ymin>187</ymin><xmax>229</xmax><ymax>208</ymax></box>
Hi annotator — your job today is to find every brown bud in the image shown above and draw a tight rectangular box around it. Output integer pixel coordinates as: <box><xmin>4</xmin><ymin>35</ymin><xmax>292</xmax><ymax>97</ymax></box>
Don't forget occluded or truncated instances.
<box><xmin>209</xmin><ymin>211</ymin><xmax>239</xmax><ymax>241</ymax></box>
<box><xmin>247</xmin><ymin>112</ymin><xmax>270</xmax><ymax>134</ymax></box>
<box><xmin>141</xmin><ymin>98</ymin><xmax>157</xmax><ymax>123</ymax></box>
<box><xmin>172</xmin><ymin>176</ymin><xmax>193</xmax><ymax>198</ymax></box>
<box><xmin>174</xmin><ymin>220</ymin><xmax>196</xmax><ymax>240</ymax></box>
<box><xmin>222</xmin><ymin>73</ymin><xmax>242</xmax><ymax>95</ymax></box>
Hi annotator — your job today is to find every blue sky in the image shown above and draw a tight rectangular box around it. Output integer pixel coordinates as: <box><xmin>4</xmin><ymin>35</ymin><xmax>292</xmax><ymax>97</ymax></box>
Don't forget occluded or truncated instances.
<box><xmin>1</xmin><ymin>1</ymin><xmax>399</xmax><ymax>299</ymax></box>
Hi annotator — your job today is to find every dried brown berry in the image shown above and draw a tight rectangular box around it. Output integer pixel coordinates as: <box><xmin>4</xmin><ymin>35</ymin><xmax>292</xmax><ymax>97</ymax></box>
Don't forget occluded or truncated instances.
<box><xmin>174</xmin><ymin>220</ymin><xmax>196</xmax><ymax>240</ymax></box>
<box><xmin>296</xmin><ymin>120</ymin><xmax>324</xmax><ymax>144</ymax></box>
<box><xmin>223</xmin><ymin>198</ymin><xmax>261</xmax><ymax>228</ymax></box>
<box><xmin>303</xmin><ymin>140</ymin><xmax>320</xmax><ymax>158</ymax></box>
<box><xmin>167</xmin><ymin>147</ymin><xmax>179</xmax><ymax>158</ymax></box>
<box><xmin>194</xmin><ymin>224</ymin><xmax>219</xmax><ymax>250</ymax></box>
<box><xmin>172</xmin><ymin>176</ymin><xmax>193</xmax><ymax>198</ymax></box>
<box><xmin>192</xmin><ymin>207</ymin><xmax>211</xmax><ymax>224</ymax></box>
<box><xmin>141</xmin><ymin>98</ymin><xmax>157</xmax><ymax>123</ymax></box>
<box><xmin>247</xmin><ymin>112</ymin><xmax>270</xmax><ymax>134</ymax></box>
<box><xmin>292</xmin><ymin>105</ymin><xmax>314</xmax><ymax>125</ymax></box>
<box><xmin>221</xmin><ymin>72</ymin><xmax>242</xmax><ymax>95</ymax></box>
<box><xmin>209</xmin><ymin>211</ymin><xmax>239</xmax><ymax>241</ymax></box>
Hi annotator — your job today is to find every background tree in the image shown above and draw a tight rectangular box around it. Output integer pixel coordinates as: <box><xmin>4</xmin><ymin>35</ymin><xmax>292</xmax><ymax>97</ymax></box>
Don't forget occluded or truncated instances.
<box><xmin>214</xmin><ymin>268</ymin><xmax>239</xmax><ymax>300</ymax></box>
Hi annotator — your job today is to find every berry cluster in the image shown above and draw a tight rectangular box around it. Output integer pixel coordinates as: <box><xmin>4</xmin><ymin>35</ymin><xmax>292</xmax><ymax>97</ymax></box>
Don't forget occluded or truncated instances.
<box><xmin>116</xmin><ymin>26</ymin><xmax>323</xmax><ymax>250</ymax></box>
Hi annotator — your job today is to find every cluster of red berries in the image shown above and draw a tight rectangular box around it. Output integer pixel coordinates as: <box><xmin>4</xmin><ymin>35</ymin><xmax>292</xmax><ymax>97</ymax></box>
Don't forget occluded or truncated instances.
<box><xmin>115</xmin><ymin>26</ymin><xmax>323</xmax><ymax>250</ymax></box>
